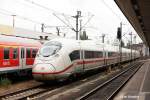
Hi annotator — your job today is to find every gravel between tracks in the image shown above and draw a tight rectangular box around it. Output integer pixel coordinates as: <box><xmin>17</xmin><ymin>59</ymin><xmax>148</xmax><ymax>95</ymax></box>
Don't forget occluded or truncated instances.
<box><xmin>0</xmin><ymin>80</ymin><xmax>42</xmax><ymax>96</ymax></box>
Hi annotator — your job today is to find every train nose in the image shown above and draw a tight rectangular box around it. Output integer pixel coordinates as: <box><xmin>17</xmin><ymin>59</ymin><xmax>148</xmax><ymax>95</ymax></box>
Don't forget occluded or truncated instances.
<box><xmin>32</xmin><ymin>63</ymin><xmax>56</xmax><ymax>81</ymax></box>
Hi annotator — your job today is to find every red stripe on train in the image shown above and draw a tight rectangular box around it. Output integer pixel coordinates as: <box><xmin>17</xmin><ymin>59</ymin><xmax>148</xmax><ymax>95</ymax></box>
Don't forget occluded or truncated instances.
<box><xmin>32</xmin><ymin>58</ymin><xmax>105</xmax><ymax>75</ymax></box>
<box><xmin>32</xmin><ymin>64</ymin><xmax>74</xmax><ymax>75</ymax></box>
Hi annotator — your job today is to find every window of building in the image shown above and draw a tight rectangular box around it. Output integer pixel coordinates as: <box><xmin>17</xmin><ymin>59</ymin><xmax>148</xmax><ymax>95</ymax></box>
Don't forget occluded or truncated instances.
<box><xmin>26</xmin><ymin>48</ymin><xmax>31</xmax><ymax>58</ymax></box>
<box><xmin>4</xmin><ymin>48</ymin><xmax>9</xmax><ymax>59</ymax></box>
<box><xmin>69</xmin><ymin>50</ymin><xmax>80</xmax><ymax>61</ymax></box>
<box><xmin>32</xmin><ymin>49</ymin><xmax>37</xmax><ymax>58</ymax></box>
<box><xmin>13</xmin><ymin>48</ymin><xmax>18</xmax><ymax>59</ymax></box>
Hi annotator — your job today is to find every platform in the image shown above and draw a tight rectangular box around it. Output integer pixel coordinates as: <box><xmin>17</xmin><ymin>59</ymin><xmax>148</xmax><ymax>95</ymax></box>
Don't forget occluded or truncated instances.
<box><xmin>114</xmin><ymin>59</ymin><xmax>150</xmax><ymax>100</ymax></box>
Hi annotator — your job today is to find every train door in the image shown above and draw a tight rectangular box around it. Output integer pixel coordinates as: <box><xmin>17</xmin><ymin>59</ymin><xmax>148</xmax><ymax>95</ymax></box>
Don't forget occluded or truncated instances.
<box><xmin>104</xmin><ymin>50</ymin><xmax>108</xmax><ymax>65</ymax></box>
<box><xmin>20</xmin><ymin>47</ymin><xmax>26</xmax><ymax>68</ymax></box>
<box><xmin>80</xmin><ymin>50</ymin><xmax>84</xmax><ymax>72</ymax></box>
<box><xmin>69</xmin><ymin>50</ymin><xmax>84</xmax><ymax>73</ymax></box>
<box><xmin>103</xmin><ymin>48</ymin><xmax>106</xmax><ymax>65</ymax></box>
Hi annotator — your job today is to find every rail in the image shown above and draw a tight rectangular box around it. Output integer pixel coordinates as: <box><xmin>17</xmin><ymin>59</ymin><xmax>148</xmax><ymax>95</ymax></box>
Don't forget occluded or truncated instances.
<box><xmin>76</xmin><ymin>62</ymin><xmax>143</xmax><ymax>100</ymax></box>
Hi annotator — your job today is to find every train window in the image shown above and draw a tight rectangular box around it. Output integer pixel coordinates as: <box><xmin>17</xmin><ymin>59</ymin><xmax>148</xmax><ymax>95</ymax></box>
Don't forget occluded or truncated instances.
<box><xmin>108</xmin><ymin>52</ymin><xmax>118</xmax><ymax>57</ymax></box>
<box><xmin>108</xmin><ymin>52</ymin><xmax>113</xmax><ymax>57</ymax></box>
<box><xmin>32</xmin><ymin>49</ymin><xmax>37</xmax><ymax>58</ymax></box>
<box><xmin>40</xmin><ymin>44</ymin><xmax>61</xmax><ymax>57</ymax></box>
<box><xmin>26</xmin><ymin>48</ymin><xmax>31</xmax><ymax>58</ymax></box>
<box><xmin>94</xmin><ymin>51</ymin><xmax>102</xmax><ymax>58</ymax></box>
<box><xmin>97</xmin><ymin>51</ymin><xmax>103</xmax><ymax>58</ymax></box>
<box><xmin>69</xmin><ymin>50</ymin><xmax>80</xmax><ymax>61</ymax></box>
<box><xmin>93</xmin><ymin>51</ymin><xmax>98</xmax><ymax>58</ymax></box>
<box><xmin>4</xmin><ymin>48</ymin><xmax>9</xmax><ymax>59</ymax></box>
<box><xmin>13</xmin><ymin>48</ymin><xmax>18</xmax><ymax>59</ymax></box>
<box><xmin>85</xmin><ymin>51</ymin><xmax>94</xmax><ymax>59</ymax></box>
<box><xmin>85</xmin><ymin>51</ymin><xmax>103</xmax><ymax>59</ymax></box>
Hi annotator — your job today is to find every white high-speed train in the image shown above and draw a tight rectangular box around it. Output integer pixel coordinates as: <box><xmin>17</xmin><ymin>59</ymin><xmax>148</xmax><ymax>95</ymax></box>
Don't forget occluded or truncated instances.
<box><xmin>32</xmin><ymin>38</ymin><xmax>140</xmax><ymax>81</ymax></box>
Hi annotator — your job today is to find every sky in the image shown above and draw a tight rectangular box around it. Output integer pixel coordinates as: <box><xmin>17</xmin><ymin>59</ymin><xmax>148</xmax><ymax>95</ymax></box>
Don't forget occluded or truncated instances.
<box><xmin>0</xmin><ymin>0</ymin><xmax>142</xmax><ymax>45</ymax></box>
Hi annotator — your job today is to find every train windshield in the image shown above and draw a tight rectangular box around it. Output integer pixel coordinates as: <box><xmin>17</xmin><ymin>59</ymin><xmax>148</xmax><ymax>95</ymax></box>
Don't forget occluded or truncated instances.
<box><xmin>40</xmin><ymin>41</ymin><xmax>61</xmax><ymax>57</ymax></box>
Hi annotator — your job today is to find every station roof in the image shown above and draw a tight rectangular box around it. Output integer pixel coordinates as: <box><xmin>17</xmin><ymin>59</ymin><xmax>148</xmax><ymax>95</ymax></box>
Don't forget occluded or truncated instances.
<box><xmin>115</xmin><ymin>0</ymin><xmax>150</xmax><ymax>47</ymax></box>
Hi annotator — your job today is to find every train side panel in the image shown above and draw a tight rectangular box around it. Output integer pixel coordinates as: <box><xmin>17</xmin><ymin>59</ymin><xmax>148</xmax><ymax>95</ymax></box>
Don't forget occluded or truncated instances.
<box><xmin>0</xmin><ymin>35</ymin><xmax>41</xmax><ymax>75</ymax></box>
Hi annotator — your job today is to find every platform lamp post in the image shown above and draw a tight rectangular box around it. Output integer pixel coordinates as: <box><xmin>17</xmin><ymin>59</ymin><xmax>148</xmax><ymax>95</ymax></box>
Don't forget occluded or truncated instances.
<box><xmin>133</xmin><ymin>35</ymin><xmax>136</xmax><ymax>60</ymax></box>
<box><xmin>129</xmin><ymin>32</ymin><xmax>133</xmax><ymax>62</ymax></box>
<box><xmin>12</xmin><ymin>15</ymin><xmax>16</xmax><ymax>28</ymax></box>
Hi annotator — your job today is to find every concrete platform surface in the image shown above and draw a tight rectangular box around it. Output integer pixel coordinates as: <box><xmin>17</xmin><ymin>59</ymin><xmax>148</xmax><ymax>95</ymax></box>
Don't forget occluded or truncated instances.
<box><xmin>114</xmin><ymin>59</ymin><xmax>150</xmax><ymax>100</ymax></box>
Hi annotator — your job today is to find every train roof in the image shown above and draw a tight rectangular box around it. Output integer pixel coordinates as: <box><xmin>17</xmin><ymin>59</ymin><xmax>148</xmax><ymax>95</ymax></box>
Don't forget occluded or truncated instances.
<box><xmin>44</xmin><ymin>38</ymin><xmax>138</xmax><ymax>53</ymax></box>
<box><xmin>0</xmin><ymin>34</ymin><xmax>41</xmax><ymax>47</ymax></box>
<box><xmin>0</xmin><ymin>24</ymin><xmax>59</xmax><ymax>40</ymax></box>
<box><xmin>45</xmin><ymin>38</ymin><xmax>111</xmax><ymax>51</ymax></box>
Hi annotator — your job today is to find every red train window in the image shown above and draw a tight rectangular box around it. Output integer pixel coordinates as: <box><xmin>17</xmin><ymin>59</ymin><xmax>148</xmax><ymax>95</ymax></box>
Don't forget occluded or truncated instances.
<box><xmin>13</xmin><ymin>48</ymin><xmax>18</xmax><ymax>59</ymax></box>
<box><xmin>4</xmin><ymin>48</ymin><xmax>10</xmax><ymax>59</ymax></box>
<box><xmin>26</xmin><ymin>48</ymin><xmax>31</xmax><ymax>58</ymax></box>
<box><xmin>32</xmin><ymin>49</ymin><xmax>37</xmax><ymax>58</ymax></box>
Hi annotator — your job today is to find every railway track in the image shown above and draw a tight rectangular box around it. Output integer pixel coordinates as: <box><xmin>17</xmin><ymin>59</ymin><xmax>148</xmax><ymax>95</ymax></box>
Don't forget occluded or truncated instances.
<box><xmin>0</xmin><ymin>84</ymin><xmax>43</xmax><ymax>100</ymax></box>
<box><xmin>0</xmin><ymin>61</ymin><xmax>143</xmax><ymax>100</ymax></box>
<box><xmin>77</xmin><ymin>62</ymin><xmax>143</xmax><ymax>100</ymax></box>
<box><xmin>0</xmin><ymin>83</ymin><xmax>62</xmax><ymax>100</ymax></box>
<box><xmin>26</xmin><ymin>62</ymin><xmax>142</xmax><ymax>100</ymax></box>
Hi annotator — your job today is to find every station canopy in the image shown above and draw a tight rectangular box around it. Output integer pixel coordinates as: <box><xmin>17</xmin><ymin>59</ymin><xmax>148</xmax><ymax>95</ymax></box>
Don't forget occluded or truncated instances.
<box><xmin>115</xmin><ymin>0</ymin><xmax>150</xmax><ymax>47</ymax></box>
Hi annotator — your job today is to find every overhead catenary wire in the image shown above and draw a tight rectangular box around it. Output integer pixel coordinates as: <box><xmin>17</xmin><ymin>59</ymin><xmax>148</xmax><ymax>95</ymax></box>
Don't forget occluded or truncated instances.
<box><xmin>24</xmin><ymin>0</ymin><xmax>56</xmax><ymax>13</ymax></box>
<box><xmin>53</xmin><ymin>13</ymin><xmax>76</xmax><ymax>31</ymax></box>
<box><xmin>101</xmin><ymin>0</ymin><xmax>138</xmax><ymax>45</ymax></box>
<box><xmin>0</xmin><ymin>7</ymin><xmax>69</xmax><ymax>30</ymax></box>
<box><xmin>0</xmin><ymin>8</ymin><xmax>42</xmax><ymax>25</ymax></box>
<box><xmin>24</xmin><ymin>0</ymin><xmax>75</xmax><ymax>28</ymax></box>
<box><xmin>81</xmin><ymin>14</ymin><xmax>94</xmax><ymax>31</ymax></box>
<box><xmin>24</xmin><ymin>0</ymin><xmax>74</xmax><ymax>17</ymax></box>
<box><xmin>24</xmin><ymin>0</ymin><xmax>95</xmax><ymax>33</ymax></box>
<box><xmin>101</xmin><ymin>0</ymin><xmax>122</xmax><ymax>21</ymax></box>
<box><xmin>0</xmin><ymin>11</ymin><xmax>11</xmax><ymax>16</ymax></box>
<box><xmin>23</xmin><ymin>0</ymin><xmax>75</xmax><ymax>33</ymax></box>
<box><xmin>62</xmin><ymin>13</ymin><xmax>75</xmax><ymax>30</ymax></box>
<box><xmin>0</xmin><ymin>0</ymin><xmax>122</xmax><ymax>40</ymax></box>
<box><xmin>0</xmin><ymin>9</ymin><xmax>68</xmax><ymax>31</ymax></box>
<box><xmin>101</xmin><ymin>0</ymin><xmax>138</xmax><ymax>39</ymax></box>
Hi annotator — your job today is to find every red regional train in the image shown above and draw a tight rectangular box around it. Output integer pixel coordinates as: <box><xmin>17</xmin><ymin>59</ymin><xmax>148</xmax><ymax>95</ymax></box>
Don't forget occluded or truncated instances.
<box><xmin>0</xmin><ymin>34</ymin><xmax>41</xmax><ymax>76</ymax></box>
